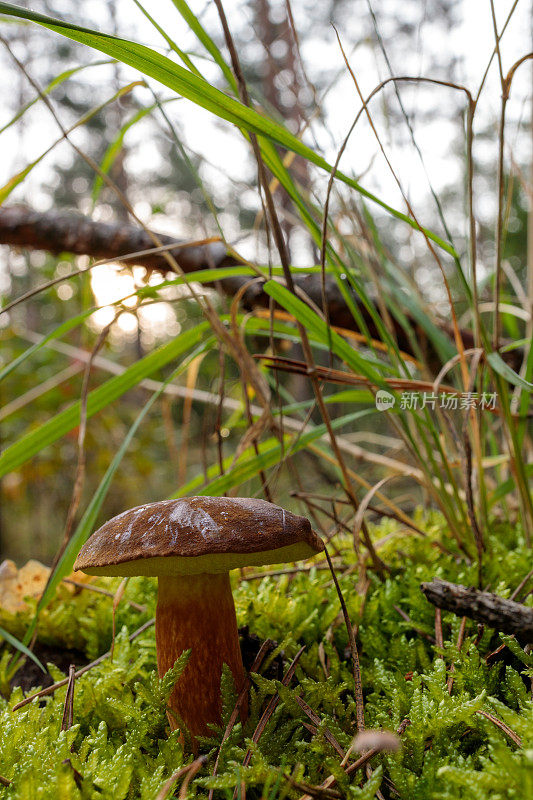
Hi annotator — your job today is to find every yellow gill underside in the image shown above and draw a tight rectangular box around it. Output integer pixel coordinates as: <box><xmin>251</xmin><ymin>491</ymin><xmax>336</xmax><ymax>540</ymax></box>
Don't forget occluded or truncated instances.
<box><xmin>78</xmin><ymin>541</ymin><xmax>321</xmax><ymax>577</ymax></box>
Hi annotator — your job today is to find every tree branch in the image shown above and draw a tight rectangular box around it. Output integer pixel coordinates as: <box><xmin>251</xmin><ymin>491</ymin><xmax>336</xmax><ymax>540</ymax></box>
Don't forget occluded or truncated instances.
<box><xmin>421</xmin><ymin>578</ymin><xmax>533</xmax><ymax>639</ymax></box>
<box><xmin>0</xmin><ymin>204</ymin><xmax>227</xmax><ymax>274</ymax></box>
<box><xmin>0</xmin><ymin>204</ymin><xmax>519</xmax><ymax>369</ymax></box>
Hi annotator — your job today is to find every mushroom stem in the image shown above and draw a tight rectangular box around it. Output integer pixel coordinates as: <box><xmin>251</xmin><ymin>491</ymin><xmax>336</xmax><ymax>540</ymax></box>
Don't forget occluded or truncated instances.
<box><xmin>156</xmin><ymin>572</ymin><xmax>246</xmax><ymax>747</ymax></box>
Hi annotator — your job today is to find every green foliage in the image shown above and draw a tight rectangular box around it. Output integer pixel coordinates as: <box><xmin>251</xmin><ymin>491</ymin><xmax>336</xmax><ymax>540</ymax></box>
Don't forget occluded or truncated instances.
<box><xmin>0</xmin><ymin>323</ymin><xmax>212</xmax><ymax>478</ymax></box>
<box><xmin>0</xmin><ymin>5</ymin><xmax>531</xmax><ymax>796</ymax></box>
<box><xmin>0</xmin><ymin>1</ymin><xmax>458</xmax><ymax>257</ymax></box>
<box><xmin>0</xmin><ymin>520</ymin><xmax>531</xmax><ymax>799</ymax></box>
<box><xmin>1</xmin><ymin>0</ymin><xmax>531</xmax><ymax>565</ymax></box>
<box><xmin>0</xmin><ymin>576</ymin><xmax>155</xmax><ymax>659</ymax></box>
<box><xmin>1</xmin><ymin>629</ymin><xmax>186</xmax><ymax>799</ymax></box>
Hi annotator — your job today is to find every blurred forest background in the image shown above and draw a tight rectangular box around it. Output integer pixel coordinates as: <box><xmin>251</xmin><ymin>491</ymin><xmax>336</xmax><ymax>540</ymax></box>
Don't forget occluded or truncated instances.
<box><xmin>0</xmin><ymin>0</ymin><xmax>531</xmax><ymax>564</ymax></box>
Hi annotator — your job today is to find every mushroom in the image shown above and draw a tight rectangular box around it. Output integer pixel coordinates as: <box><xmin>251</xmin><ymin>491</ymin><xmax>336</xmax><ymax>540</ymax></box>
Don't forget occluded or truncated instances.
<box><xmin>74</xmin><ymin>496</ymin><xmax>323</xmax><ymax>746</ymax></box>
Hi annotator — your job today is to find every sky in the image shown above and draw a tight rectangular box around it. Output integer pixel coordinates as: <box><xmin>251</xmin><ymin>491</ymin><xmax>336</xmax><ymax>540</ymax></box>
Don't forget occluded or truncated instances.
<box><xmin>2</xmin><ymin>1</ymin><xmax>530</xmax><ymax>198</ymax></box>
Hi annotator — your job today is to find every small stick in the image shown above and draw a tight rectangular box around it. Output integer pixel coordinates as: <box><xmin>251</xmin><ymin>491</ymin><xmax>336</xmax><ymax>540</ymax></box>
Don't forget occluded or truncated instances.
<box><xmin>284</xmin><ymin>772</ymin><xmax>342</xmax><ymax>799</ymax></box>
<box><xmin>291</xmin><ymin>491</ymin><xmax>428</xmax><ymax>539</ymax></box>
<box><xmin>324</xmin><ymin>546</ymin><xmax>365</xmax><ymax>732</ymax></box>
<box><xmin>240</xmin><ymin>563</ymin><xmax>337</xmax><ymax>580</ymax></box>
<box><xmin>243</xmin><ymin>646</ymin><xmax>305</xmax><ymax>763</ymax></box>
<box><xmin>393</xmin><ymin>605</ymin><xmax>435</xmax><ymax>643</ymax></box>
<box><xmin>510</xmin><ymin>568</ymin><xmax>533</xmax><ymax>602</ymax></box>
<box><xmin>154</xmin><ymin>756</ymin><xmax>206</xmax><ymax>800</ymax></box>
<box><xmin>61</xmin><ymin>759</ymin><xmax>83</xmax><ymax>789</ymax></box>
<box><xmin>0</xmin><ymin>776</ymin><xmax>12</xmax><ymax>787</ymax></box>
<box><xmin>485</xmin><ymin>640</ymin><xmax>508</xmax><ymax>664</ymax></box>
<box><xmin>60</xmin><ymin>665</ymin><xmax>76</xmax><ymax>731</ymax></box>
<box><xmin>476</xmin><ymin>710</ymin><xmax>522</xmax><ymax>747</ymax></box>
<box><xmin>420</xmin><ymin>579</ymin><xmax>533</xmax><ymax>639</ymax></box>
<box><xmin>62</xmin><ymin>578</ymin><xmax>147</xmax><ymax>612</ymax></box>
<box><xmin>234</xmin><ymin>645</ymin><xmax>305</xmax><ymax>798</ymax></box>
<box><xmin>447</xmin><ymin>616</ymin><xmax>467</xmax><ymax>695</ymax></box>
<box><xmin>110</xmin><ymin>579</ymin><xmax>128</xmax><ymax>661</ymax></box>
<box><xmin>298</xmin><ymin>719</ymin><xmax>411</xmax><ymax>800</ymax></box>
<box><xmin>293</xmin><ymin>694</ymin><xmax>346</xmax><ymax>758</ymax></box>
<box><xmin>208</xmin><ymin>639</ymin><xmax>275</xmax><ymax>800</ymax></box>
<box><xmin>434</xmin><ymin>608</ymin><xmax>444</xmax><ymax>655</ymax></box>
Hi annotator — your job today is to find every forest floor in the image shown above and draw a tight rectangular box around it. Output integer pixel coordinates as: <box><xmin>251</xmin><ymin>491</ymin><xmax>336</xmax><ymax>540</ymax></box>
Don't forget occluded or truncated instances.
<box><xmin>0</xmin><ymin>512</ymin><xmax>532</xmax><ymax>799</ymax></box>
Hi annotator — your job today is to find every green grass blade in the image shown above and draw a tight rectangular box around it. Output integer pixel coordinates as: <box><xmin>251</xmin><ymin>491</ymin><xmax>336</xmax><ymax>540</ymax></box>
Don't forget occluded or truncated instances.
<box><xmin>0</xmin><ymin>310</ymin><xmax>96</xmax><ymax>382</ymax></box>
<box><xmin>23</xmin><ymin>354</ymin><xmax>203</xmax><ymax>644</ymax></box>
<box><xmin>173</xmin><ymin>409</ymin><xmax>375</xmax><ymax>497</ymax></box>
<box><xmin>168</xmin><ymin>0</ymin><xmax>238</xmax><ymax>92</ymax></box>
<box><xmin>262</xmin><ymin>280</ymin><xmax>389</xmax><ymax>381</ymax></box>
<box><xmin>131</xmin><ymin>0</ymin><xmax>201</xmax><ymax>77</ymax></box>
<box><xmin>0</xmin><ymin>79</ymin><xmax>141</xmax><ymax>204</ymax></box>
<box><xmin>486</xmin><ymin>352</ymin><xmax>533</xmax><ymax>392</ymax></box>
<box><xmin>0</xmin><ymin>268</ymin><xmax>258</xmax><ymax>383</ymax></box>
<box><xmin>91</xmin><ymin>100</ymin><xmax>178</xmax><ymax>205</ymax></box>
<box><xmin>0</xmin><ymin>625</ymin><xmax>46</xmax><ymax>673</ymax></box>
<box><xmin>0</xmin><ymin>322</ymin><xmax>211</xmax><ymax>477</ymax></box>
<box><xmin>35</xmin><ymin>370</ymin><xmax>185</xmax><ymax>611</ymax></box>
<box><xmin>516</xmin><ymin>338</ymin><xmax>533</xmax><ymax>447</ymax></box>
<box><xmin>488</xmin><ymin>463</ymin><xmax>533</xmax><ymax>506</ymax></box>
<box><xmin>0</xmin><ymin>156</ymin><xmax>48</xmax><ymax>205</ymax></box>
<box><xmin>0</xmin><ymin>59</ymin><xmax>113</xmax><ymax>135</ymax></box>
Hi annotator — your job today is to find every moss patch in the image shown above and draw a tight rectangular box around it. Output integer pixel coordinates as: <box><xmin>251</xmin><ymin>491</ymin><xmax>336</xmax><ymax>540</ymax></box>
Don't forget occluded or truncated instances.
<box><xmin>0</xmin><ymin>514</ymin><xmax>532</xmax><ymax>799</ymax></box>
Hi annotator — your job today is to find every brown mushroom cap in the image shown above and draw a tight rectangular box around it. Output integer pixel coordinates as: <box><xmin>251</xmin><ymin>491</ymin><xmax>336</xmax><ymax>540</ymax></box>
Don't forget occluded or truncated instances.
<box><xmin>74</xmin><ymin>497</ymin><xmax>323</xmax><ymax>577</ymax></box>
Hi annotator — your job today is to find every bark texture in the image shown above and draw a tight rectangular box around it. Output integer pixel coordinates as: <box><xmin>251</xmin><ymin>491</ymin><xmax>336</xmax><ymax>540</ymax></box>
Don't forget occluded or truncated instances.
<box><xmin>420</xmin><ymin>578</ymin><xmax>533</xmax><ymax>639</ymax></box>
<box><xmin>1</xmin><ymin>204</ymin><xmax>520</xmax><ymax>370</ymax></box>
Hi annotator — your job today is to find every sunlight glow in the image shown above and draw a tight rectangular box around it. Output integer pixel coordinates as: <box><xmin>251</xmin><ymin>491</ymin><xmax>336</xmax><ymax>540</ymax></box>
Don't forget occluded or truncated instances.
<box><xmin>89</xmin><ymin>263</ymin><xmax>181</xmax><ymax>342</ymax></box>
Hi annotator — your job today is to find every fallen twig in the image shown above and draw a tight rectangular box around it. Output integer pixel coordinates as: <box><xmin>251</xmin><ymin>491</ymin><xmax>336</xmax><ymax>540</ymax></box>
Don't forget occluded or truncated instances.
<box><xmin>294</xmin><ymin>694</ymin><xmax>346</xmax><ymax>758</ymax></box>
<box><xmin>208</xmin><ymin>639</ymin><xmax>275</xmax><ymax>800</ymax></box>
<box><xmin>240</xmin><ymin>562</ymin><xmax>337</xmax><ymax>581</ymax></box>
<box><xmin>62</xmin><ymin>578</ymin><xmax>147</xmax><ymax>612</ymax></box>
<box><xmin>1</xmin><ymin>205</ymin><xmax>518</xmax><ymax>370</ymax></box>
<box><xmin>284</xmin><ymin>772</ymin><xmax>342</xmax><ymax>799</ymax></box>
<box><xmin>241</xmin><ymin>646</ymin><xmax>305</xmax><ymax>769</ymax></box>
<box><xmin>154</xmin><ymin>756</ymin><xmax>206</xmax><ymax>800</ymax></box>
<box><xmin>420</xmin><ymin>579</ymin><xmax>533</xmax><ymax>639</ymax></box>
<box><xmin>510</xmin><ymin>568</ymin><xmax>533</xmax><ymax>602</ymax></box>
<box><xmin>393</xmin><ymin>605</ymin><xmax>435</xmax><ymax>643</ymax></box>
<box><xmin>60</xmin><ymin>664</ymin><xmax>76</xmax><ymax>731</ymax></box>
<box><xmin>298</xmin><ymin>719</ymin><xmax>410</xmax><ymax>800</ymax></box>
<box><xmin>324</xmin><ymin>547</ymin><xmax>365</xmax><ymax>732</ymax></box>
<box><xmin>475</xmin><ymin>710</ymin><xmax>522</xmax><ymax>747</ymax></box>
<box><xmin>434</xmin><ymin>608</ymin><xmax>444</xmax><ymax>654</ymax></box>
<box><xmin>447</xmin><ymin>616</ymin><xmax>467</xmax><ymax>695</ymax></box>
<box><xmin>232</xmin><ymin>646</ymin><xmax>306</xmax><ymax>799</ymax></box>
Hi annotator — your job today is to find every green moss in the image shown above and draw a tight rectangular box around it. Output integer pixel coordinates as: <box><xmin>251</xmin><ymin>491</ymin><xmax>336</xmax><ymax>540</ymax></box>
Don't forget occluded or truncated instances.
<box><xmin>0</xmin><ymin>517</ymin><xmax>531</xmax><ymax>799</ymax></box>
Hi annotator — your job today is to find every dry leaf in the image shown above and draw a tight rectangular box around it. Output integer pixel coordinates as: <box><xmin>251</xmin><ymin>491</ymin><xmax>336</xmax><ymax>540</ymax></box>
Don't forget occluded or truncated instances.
<box><xmin>0</xmin><ymin>559</ymin><xmax>94</xmax><ymax>614</ymax></box>
<box><xmin>0</xmin><ymin>559</ymin><xmax>50</xmax><ymax>614</ymax></box>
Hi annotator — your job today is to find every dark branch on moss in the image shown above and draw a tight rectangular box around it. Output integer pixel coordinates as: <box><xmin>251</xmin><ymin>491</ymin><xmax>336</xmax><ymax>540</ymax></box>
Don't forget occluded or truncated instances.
<box><xmin>420</xmin><ymin>579</ymin><xmax>533</xmax><ymax>639</ymax></box>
